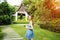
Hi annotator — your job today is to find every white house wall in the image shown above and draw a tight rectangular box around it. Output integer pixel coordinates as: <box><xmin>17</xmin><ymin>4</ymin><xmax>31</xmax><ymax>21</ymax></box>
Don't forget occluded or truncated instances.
<box><xmin>15</xmin><ymin>11</ymin><xmax>28</xmax><ymax>21</ymax></box>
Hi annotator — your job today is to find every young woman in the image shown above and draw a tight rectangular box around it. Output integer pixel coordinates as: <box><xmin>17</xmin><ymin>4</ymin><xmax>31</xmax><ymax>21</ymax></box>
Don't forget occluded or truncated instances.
<box><xmin>25</xmin><ymin>15</ymin><xmax>34</xmax><ymax>40</ymax></box>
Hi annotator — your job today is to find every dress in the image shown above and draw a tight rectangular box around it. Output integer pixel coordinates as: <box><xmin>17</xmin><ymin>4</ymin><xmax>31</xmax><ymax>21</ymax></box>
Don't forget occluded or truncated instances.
<box><xmin>26</xmin><ymin>23</ymin><xmax>34</xmax><ymax>39</ymax></box>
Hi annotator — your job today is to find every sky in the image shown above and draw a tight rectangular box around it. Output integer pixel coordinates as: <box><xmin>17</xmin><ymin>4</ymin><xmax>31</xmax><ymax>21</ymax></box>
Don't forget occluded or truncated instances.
<box><xmin>7</xmin><ymin>0</ymin><xmax>22</xmax><ymax>6</ymax></box>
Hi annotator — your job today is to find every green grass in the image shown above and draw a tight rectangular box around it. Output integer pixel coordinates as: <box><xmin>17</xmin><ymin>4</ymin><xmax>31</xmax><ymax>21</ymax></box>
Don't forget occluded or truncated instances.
<box><xmin>13</xmin><ymin>16</ymin><xmax>29</xmax><ymax>24</ymax></box>
<box><xmin>10</xmin><ymin>24</ymin><xmax>60</xmax><ymax>40</ymax></box>
<box><xmin>13</xmin><ymin>19</ymin><xmax>29</xmax><ymax>24</ymax></box>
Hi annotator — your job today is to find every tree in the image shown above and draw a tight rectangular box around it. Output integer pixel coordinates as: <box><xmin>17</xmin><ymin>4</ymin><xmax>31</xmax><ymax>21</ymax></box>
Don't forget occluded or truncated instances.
<box><xmin>45</xmin><ymin>0</ymin><xmax>60</xmax><ymax>18</ymax></box>
<box><xmin>0</xmin><ymin>2</ymin><xmax>15</xmax><ymax>25</ymax></box>
<box><xmin>23</xmin><ymin>0</ymin><xmax>51</xmax><ymax>24</ymax></box>
<box><xmin>23</xmin><ymin>0</ymin><xmax>60</xmax><ymax>33</ymax></box>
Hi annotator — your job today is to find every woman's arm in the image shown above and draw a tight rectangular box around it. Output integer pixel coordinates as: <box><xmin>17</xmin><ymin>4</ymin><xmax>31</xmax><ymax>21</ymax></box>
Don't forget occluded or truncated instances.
<box><xmin>25</xmin><ymin>21</ymin><xmax>33</xmax><ymax>29</ymax></box>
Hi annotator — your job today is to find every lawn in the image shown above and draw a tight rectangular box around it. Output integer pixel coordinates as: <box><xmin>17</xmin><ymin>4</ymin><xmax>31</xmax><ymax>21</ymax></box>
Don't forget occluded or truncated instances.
<box><xmin>13</xmin><ymin>16</ymin><xmax>29</xmax><ymax>24</ymax></box>
<box><xmin>13</xmin><ymin>19</ymin><xmax>29</xmax><ymax>24</ymax></box>
<box><xmin>10</xmin><ymin>24</ymin><xmax>60</xmax><ymax>40</ymax></box>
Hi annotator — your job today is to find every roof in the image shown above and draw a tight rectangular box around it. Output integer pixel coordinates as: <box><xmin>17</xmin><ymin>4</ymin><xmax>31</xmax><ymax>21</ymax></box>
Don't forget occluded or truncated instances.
<box><xmin>17</xmin><ymin>3</ymin><xmax>26</xmax><ymax>12</ymax></box>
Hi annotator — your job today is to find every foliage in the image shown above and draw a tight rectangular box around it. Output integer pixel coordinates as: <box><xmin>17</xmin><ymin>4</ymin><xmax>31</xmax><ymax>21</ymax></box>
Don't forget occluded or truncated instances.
<box><xmin>0</xmin><ymin>15</ymin><xmax>11</xmax><ymax>25</ymax></box>
<box><xmin>13</xmin><ymin>17</ymin><xmax>29</xmax><ymax>24</ymax></box>
<box><xmin>49</xmin><ymin>18</ymin><xmax>60</xmax><ymax>33</ymax></box>
<box><xmin>0</xmin><ymin>27</ymin><xmax>4</xmax><ymax>40</ymax></box>
<box><xmin>8</xmin><ymin>5</ymin><xmax>15</xmax><ymax>14</ymax></box>
<box><xmin>23</xmin><ymin>0</ymin><xmax>51</xmax><ymax>23</ymax></box>
<box><xmin>40</xmin><ymin>18</ymin><xmax>60</xmax><ymax>33</ymax></box>
<box><xmin>45</xmin><ymin>0</ymin><xmax>60</xmax><ymax>18</ymax></box>
<box><xmin>23</xmin><ymin>0</ymin><xmax>60</xmax><ymax>33</ymax></box>
<box><xmin>0</xmin><ymin>2</ymin><xmax>15</xmax><ymax>25</ymax></box>
<box><xmin>0</xmin><ymin>2</ymin><xmax>10</xmax><ymax>15</ymax></box>
<box><xmin>0</xmin><ymin>32</ymin><xmax>4</xmax><ymax>40</ymax></box>
<box><xmin>11</xmin><ymin>24</ymin><xmax>60</xmax><ymax>40</ymax></box>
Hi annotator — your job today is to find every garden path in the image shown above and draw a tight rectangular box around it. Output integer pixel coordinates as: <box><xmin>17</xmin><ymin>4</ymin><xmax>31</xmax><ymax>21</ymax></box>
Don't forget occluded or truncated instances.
<box><xmin>2</xmin><ymin>26</ymin><xmax>23</xmax><ymax>40</ymax></box>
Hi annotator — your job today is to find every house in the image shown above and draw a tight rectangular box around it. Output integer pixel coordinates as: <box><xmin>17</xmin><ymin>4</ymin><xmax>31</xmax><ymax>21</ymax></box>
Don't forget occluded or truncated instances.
<box><xmin>12</xmin><ymin>3</ymin><xmax>28</xmax><ymax>21</ymax></box>
<box><xmin>0</xmin><ymin>0</ymin><xmax>28</xmax><ymax>21</ymax></box>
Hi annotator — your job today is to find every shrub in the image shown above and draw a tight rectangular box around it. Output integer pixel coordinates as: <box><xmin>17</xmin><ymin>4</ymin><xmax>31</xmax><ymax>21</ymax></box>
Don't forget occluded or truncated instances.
<box><xmin>0</xmin><ymin>15</ymin><xmax>11</xmax><ymax>25</ymax></box>
<box><xmin>0</xmin><ymin>27</ymin><xmax>4</xmax><ymax>40</ymax></box>
<box><xmin>0</xmin><ymin>32</ymin><xmax>4</xmax><ymax>40</ymax></box>
<box><xmin>40</xmin><ymin>18</ymin><xmax>60</xmax><ymax>33</ymax></box>
<box><xmin>0</xmin><ymin>2</ymin><xmax>15</xmax><ymax>25</ymax></box>
<box><xmin>0</xmin><ymin>2</ymin><xmax>10</xmax><ymax>15</ymax></box>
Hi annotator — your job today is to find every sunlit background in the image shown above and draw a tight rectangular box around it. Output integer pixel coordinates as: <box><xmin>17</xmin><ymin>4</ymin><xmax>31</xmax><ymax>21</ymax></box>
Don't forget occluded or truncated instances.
<box><xmin>7</xmin><ymin>0</ymin><xmax>22</xmax><ymax>6</ymax></box>
<box><xmin>0</xmin><ymin>0</ymin><xmax>22</xmax><ymax>6</ymax></box>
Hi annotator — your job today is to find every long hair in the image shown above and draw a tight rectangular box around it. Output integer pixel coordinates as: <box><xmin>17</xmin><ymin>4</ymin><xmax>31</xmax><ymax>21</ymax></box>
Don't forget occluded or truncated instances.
<box><xmin>28</xmin><ymin>15</ymin><xmax>34</xmax><ymax>25</ymax></box>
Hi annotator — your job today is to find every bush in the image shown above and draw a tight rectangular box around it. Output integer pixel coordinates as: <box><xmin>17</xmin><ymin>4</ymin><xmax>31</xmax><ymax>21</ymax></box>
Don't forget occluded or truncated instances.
<box><xmin>0</xmin><ymin>15</ymin><xmax>11</xmax><ymax>25</ymax></box>
<box><xmin>0</xmin><ymin>32</ymin><xmax>4</xmax><ymax>40</ymax></box>
<box><xmin>0</xmin><ymin>27</ymin><xmax>4</xmax><ymax>40</ymax></box>
<box><xmin>0</xmin><ymin>2</ymin><xmax>15</xmax><ymax>25</ymax></box>
<box><xmin>12</xmin><ymin>16</ymin><xmax>15</xmax><ymax>21</ymax></box>
<box><xmin>40</xmin><ymin>18</ymin><xmax>60</xmax><ymax>33</ymax></box>
<box><xmin>0</xmin><ymin>2</ymin><xmax>10</xmax><ymax>15</ymax></box>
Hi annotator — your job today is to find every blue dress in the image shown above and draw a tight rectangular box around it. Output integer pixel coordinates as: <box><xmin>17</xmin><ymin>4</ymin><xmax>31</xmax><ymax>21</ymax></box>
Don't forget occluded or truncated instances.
<box><xmin>26</xmin><ymin>23</ymin><xmax>34</xmax><ymax>39</ymax></box>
